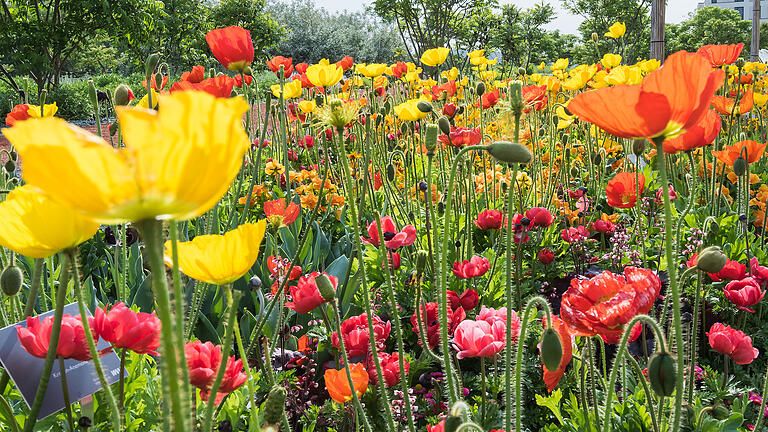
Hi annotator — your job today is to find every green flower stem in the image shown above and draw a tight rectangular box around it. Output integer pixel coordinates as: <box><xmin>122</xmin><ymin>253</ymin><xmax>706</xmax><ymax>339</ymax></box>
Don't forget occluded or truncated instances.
<box><xmin>68</xmin><ymin>248</ymin><xmax>122</xmax><ymax>430</ymax></box>
<box><xmin>330</xmin><ymin>303</ymin><xmax>372</xmax><ymax>432</ymax></box>
<box><xmin>22</xmin><ymin>252</ymin><xmax>72</xmax><ymax>432</ymax></box>
<box><xmin>688</xmin><ymin>270</ymin><xmax>703</xmax><ymax>403</ymax></box>
<box><xmin>0</xmin><ymin>393</ymin><xmax>20</xmax><ymax>432</ymax></box>
<box><xmin>587</xmin><ymin>338</ymin><xmax>600</xmax><ymax>430</ymax></box>
<box><xmin>505</xmin><ymin>162</ymin><xmax>520</xmax><ymax>432</ymax></box>
<box><xmin>202</xmin><ymin>286</ymin><xmax>241</xmax><ymax>432</ymax></box>
<box><xmin>58</xmin><ymin>358</ymin><xmax>75</xmax><ymax>431</ymax></box>
<box><xmin>440</xmin><ymin>145</ymin><xmax>489</xmax><ymax>406</ymax></box>
<box><xmin>239</xmin><ymin>101</ymin><xmax>273</xmax><ymax>226</ymax></box>
<box><xmin>755</xmin><ymin>350</ymin><xmax>768</xmax><ymax>430</ymax></box>
<box><xmin>514</xmin><ymin>297</ymin><xmax>553</xmax><ymax>432</ymax></box>
<box><xmin>136</xmin><ymin>219</ymin><xmax>188</xmax><ymax>432</ymax></box>
<box><xmin>626</xmin><ymin>354</ymin><xmax>660</xmax><ymax>432</ymax></box>
<box><xmin>601</xmin><ymin>314</ymin><xmax>667</xmax><ymax>432</ymax></box>
<box><xmin>232</xmin><ymin>307</ymin><xmax>260</xmax><ymax>432</ymax></box>
<box><xmin>481</xmin><ymin>357</ymin><xmax>487</xmax><ymax>424</ymax></box>
<box><xmin>169</xmin><ymin>222</ymin><xmax>192</xmax><ymax>428</ymax></box>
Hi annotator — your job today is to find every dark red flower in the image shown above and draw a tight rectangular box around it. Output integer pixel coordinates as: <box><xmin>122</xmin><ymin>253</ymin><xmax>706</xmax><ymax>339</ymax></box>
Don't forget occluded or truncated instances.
<box><xmin>475</xmin><ymin>209</ymin><xmax>504</xmax><ymax>230</ymax></box>
<box><xmin>447</xmin><ymin>288</ymin><xmax>480</xmax><ymax>311</ymax></box>
<box><xmin>723</xmin><ymin>277</ymin><xmax>764</xmax><ymax>313</ymax></box>
<box><xmin>707</xmin><ymin>322</ymin><xmax>758</xmax><ymax>365</ymax></box>
<box><xmin>538</xmin><ymin>249</ymin><xmax>555</xmax><ymax>264</ymax></box>
<box><xmin>295</xmin><ymin>62</ymin><xmax>309</xmax><ymax>75</ymax></box>
<box><xmin>709</xmin><ymin>259</ymin><xmax>746</xmax><ymax>282</ymax></box>
<box><xmin>331</xmin><ymin>313</ymin><xmax>391</xmax><ymax>357</ymax></box>
<box><xmin>367</xmin><ymin>352</ymin><xmax>408</xmax><ymax>387</ymax></box>
<box><xmin>286</xmin><ymin>271</ymin><xmax>335</xmax><ymax>314</ymax></box>
<box><xmin>443</xmin><ymin>103</ymin><xmax>457</xmax><ymax>117</ymax></box>
<box><xmin>234</xmin><ymin>74</ymin><xmax>253</xmax><ymax>88</ymax></box>
<box><xmin>383</xmin><ymin>252</ymin><xmax>401</xmax><ymax>271</ymax></box>
<box><xmin>560</xmin><ymin>267</ymin><xmax>661</xmax><ymax>343</ymax></box>
<box><xmin>362</xmin><ymin>216</ymin><xmax>417</xmax><ymax>250</ymax></box>
<box><xmin>411</xmin><ymin>302</ymin><xmax>465</xmax><ymax>349</ymax></box>
<box><xmin>95</xmin><ymin>302</ymin><xmax>160</xmax><ymax>355</ymax></box>
<box><xmin>452</xmin><ymin>256</ymin><xmax>490</xmax><ymax>279</ymax></box>
<box><xmin>750</xmin><ymin>258</ymin><xmax>768</xmax><ymax>286</ymax></box>
<box><xmin>205</xmin><ymin>26</ymin><xmax>254</xmax><ymax>72</ymax></box>
<box><xmin>17</xmin><ymin>314</ymin><xmax>98</xmax><ymax>361</ymax></box>
<box><xmin>170</xmin><ymin>75</ymin><xmax>235</xmax><ymax>98</ymax></box>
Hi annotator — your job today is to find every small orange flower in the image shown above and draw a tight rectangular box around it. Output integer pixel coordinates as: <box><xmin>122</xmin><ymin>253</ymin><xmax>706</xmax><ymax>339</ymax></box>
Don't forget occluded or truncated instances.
<box><xmin>324</xmin><ymin>363</ymin><xmax>369</xmax><ymax>403</ymax></box>
<box><xmin>606</xmin><ymin>172</ymin><xmax>645</xmax><ymax>209</ymax></box>
<box><xmin>264</xmin><ymin>198</ymin><xmax>300</xmax><ymax>228</ymax></box>
<box><xmin>713</xmin><ymin>140</ymin><xmax>767</xmax><ymax>165</ymax></box>
<box><xmin>711</xmin><ymin>89</ymin><xmax>753</xmax><ymax>116</ymax></box>
<box><xmin>300</xmin><ymin>193</ymin><xmax>319</xmax><ymax>210</ymax></box>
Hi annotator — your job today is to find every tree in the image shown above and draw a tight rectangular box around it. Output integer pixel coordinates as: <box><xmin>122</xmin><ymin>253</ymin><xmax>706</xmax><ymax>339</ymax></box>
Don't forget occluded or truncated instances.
<box><xmin>208</xmin><ymin>0</ymin><xmax>282</xmax><ymax>64</ymax></box>
<box><xmin>666</xmin><ymin>7</ymin><xmax>750</xmax><ymax>54</ymax></box>
<box><xmin>490</xmin><ymin>2</ymin><xmax>559</xmax><ymax>71</ymax></box>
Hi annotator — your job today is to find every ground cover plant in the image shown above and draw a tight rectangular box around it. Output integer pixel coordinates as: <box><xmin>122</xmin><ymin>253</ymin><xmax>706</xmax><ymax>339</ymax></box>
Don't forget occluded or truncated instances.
<box><xmin>3</xmin><ymin>17</ymin><xmax>768</xmax><ymax>432</ymax></box>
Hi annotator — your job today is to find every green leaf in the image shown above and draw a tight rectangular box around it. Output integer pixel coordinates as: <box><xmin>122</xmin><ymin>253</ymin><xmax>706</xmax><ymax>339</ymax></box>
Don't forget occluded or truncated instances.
<box><xmin>536</xmin><ymin>388</ymin><xmax>565</xmax><ymax>425</ymax></box>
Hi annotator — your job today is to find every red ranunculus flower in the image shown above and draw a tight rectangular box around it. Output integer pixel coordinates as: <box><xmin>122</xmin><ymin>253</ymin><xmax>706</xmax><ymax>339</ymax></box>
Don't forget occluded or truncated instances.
<box><xmin>205</xmin><ymin>26</ymin><xmax>254</xmax><ymax>72</ymax></box>
<box><xmin>538</xmin><ymin>249</ymin><xmax>555</xmax><ymax>264</ymax></box>
<box><xmin>590</xmin><ymin>219</ymin><xmax>615</xmax><ymax>233</ymax></box>
<box><xmin>525</xmin><ymin>207</ymin><xmax>554</xmax><ymax>228</ymax></box>
<box><xmin>560</xmin><ymin>226</ymin><xmax>590</xmax><ymax>243</ymax></box>
<box><xmin>362</xmin><ymin>216</ymin><xmax>417</xmax><ymax>250</ymax></box>
<box><xmin>606</xmin><ymin>172</ymin><xmax>645</xmax><ymax>209</ymax></box>
<box><xmin>264</xmin><ymin>198</ymin><xmax>300</xmax><ymax>228</ymax></box>
<box><xmin>266</xmin><ymin>56</ymin><xmax>294</xmax><ymax>78</ymax></box>
<box><xmin>707</xmin><ymin>322</ymin><xmax>758</xmax><ymax>365</ymax></box>
<box><xmin>541</xmin><ymin>315</ymin><xmax>572</xmax><ymax>392</ymax></box>
<box><xmin>560</xmin><ymin>267</ymin><xmax>661</xmax><ymax>344</ymax></box>
<box><xmin>475</xmin><ymin>209</ymin><xmax>504</xmax><ymax>230</ymax></box>
<box><xmin>17</xmin><ymin>314</ymin><xmax>98</xmax><ymax>361</ymax></box>
<box><xmin>723</xmin><ymin>277</ymin><xmax>765</xmax><ymax>313</ymax></box>
<box><xmin>697</xmin><ymin>43</ymin><xmax>745</xmax><ymax>67</ymax></box>
<box><xmin>286</xmin><ymin>271</ymin><xmax>336</xmax><ymax>314</ymax></box>
<box><xmin>180</xmin><ymin>65</ymin><xmax>205</xmax><ymax>83</ymax></box>
<box><xmin>411</xmin><ymin>302</ymin><xmax>465</xmax><ymax>349</ymax></box>
<box><xmin>453</xmin><ymin>319</ymin><xmax>506</xmax><ymax>359</ymax></box>
<box><xmin>5</xmin><ymin>103</ymin><xmax>32</xmax><ymax>127</ymax></box>
<box><xmin>709</xmin><ymin>259</ymin><xmax>746</xmax><ymax>282</ymax></box>
<box><xmin>95</xmin><ymin>302</ymin><xmax>161</xmax><ymax>355</ymax></box>
<box><xmin>367</xmin><ymin>352</ymin><xmax>408</xmax><ymax>387</ymax></box>
<box><xmin>200</xmin><ymin>357</ymin><xmax>247</xmax><ymax>404</ymax></box>
<box><xmin>452</xmin><ymin>256</ymin><xmax>490</xmax><ymax>279</ymax></box>
<box><xmin>332</xmin><ymin>313</ymin><xmax>391</xmax><ymax>357</ymax></box>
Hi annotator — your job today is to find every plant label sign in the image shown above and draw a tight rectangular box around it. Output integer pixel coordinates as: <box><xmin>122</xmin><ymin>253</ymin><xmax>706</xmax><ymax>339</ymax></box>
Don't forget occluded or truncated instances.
<box><xmin>0</xmin><ymin>303</ymin><xmax>124</xmax><ymax>419</ymax></box>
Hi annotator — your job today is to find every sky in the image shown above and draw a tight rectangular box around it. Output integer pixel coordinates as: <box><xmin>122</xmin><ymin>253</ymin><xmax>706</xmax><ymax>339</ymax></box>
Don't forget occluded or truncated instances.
<box><xmin>312</xmin><ymin>0</ymin><xmax>703</xmax><ymax>36</ymax></box>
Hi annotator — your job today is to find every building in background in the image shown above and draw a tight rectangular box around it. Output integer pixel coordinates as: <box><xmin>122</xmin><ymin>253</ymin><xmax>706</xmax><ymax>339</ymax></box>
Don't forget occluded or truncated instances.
<box><xmin>697</xmin><ymin>0</ymin><xmax>768</xmax><ymax>21</ymax></box>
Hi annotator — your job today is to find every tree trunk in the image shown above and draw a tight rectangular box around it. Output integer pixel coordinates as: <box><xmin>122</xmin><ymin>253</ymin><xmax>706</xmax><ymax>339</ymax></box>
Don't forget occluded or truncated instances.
<box><xmin>752</xmin><ymin>0</ymin><xmax>761</xmax><ymax>61</ymax></box>
<box><xmin>650</xmin><ymin>0</ymin><xmax>666</xmax><ymax>61</ymax></box>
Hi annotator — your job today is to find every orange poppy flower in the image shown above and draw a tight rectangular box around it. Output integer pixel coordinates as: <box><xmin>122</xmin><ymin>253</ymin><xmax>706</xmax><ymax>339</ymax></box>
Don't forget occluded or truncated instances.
<box><xmin>205</xmin><ymin>26</ymin><xmax>254</xmax><ymax>72</ymax></box>
<box><xmin>663</xmin><ymin>109</ymin><xmax>721</xmax><ymax>154</ymax></box>
<box><xmin>264</xmin><ymin>198</ymin><xmax>300</xmax><ymax>228</ymax></box>
<box><xmin>266</xmin><ymin>56</ymin><xmax>294</xmax><ymax>78</ymax></box>
<box><xmin>605</xmin><ymin>172</ymin><xmax>645</xmax><ymax>209</ymax></box>
<box><xmin>560</xmin><ymin>267</ymin><xmax>661</xmax><ymax>344</ymax></box>
<box><xmin>568</xmin><ymin>51</ymin><xmax>725</xmax><ymax>140</ymax></box>
<box><xmin>712</xmin><ymin>89</ymin><xmax>753</xmax><ymax>116</ymax></box>
<box><xmin>541</xmin><ymin>315</ymin><xmax>573</xmax><ymax>392</ymax></box>
<box><xmin>169</xmin><ymin>75</ymin><xmax>235</xmax><ymax>98</ymax></box>
<box><xmin>697</xmin><ymin>43</ymin><xmax>744</xmax><ymax>67</ymax></box>
<box><xmin>713</xmin><ymin>140</ymin><xmax>767</xmax><ymax>165</ymax></box>
<box><xmin>324</xmin><ymin>363</ymin><xmax>369</xmax><ymax>403</ymax></box>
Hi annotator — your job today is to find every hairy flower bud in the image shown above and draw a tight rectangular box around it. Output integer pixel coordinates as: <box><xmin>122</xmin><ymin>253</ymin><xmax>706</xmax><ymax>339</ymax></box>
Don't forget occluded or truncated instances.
<box><xmin>417</xmin><ymin>100</ymin><xmax>433</xmax><ymax>113</ymax></box>
<box><xmin>425</xmin><ymin>124</ymin><xmax>438</xmax><ymax>153</ymax></box>
<box><xmin>0</xmin><ymin>266</ymin><xmax>22</xmax><ymax>296</ymax></box>
<box><xmin>315</xmin><ymin>273</ymin><xmax>337</xmax><ymax>302</ymax></box>
<box><xmin>487</xmin><ymin>141</ymin><xmax>531</xmax><ymax>165</ymax></box>
<box><xmin>263</xmin><ymin>386</ymin><xmax>287</xmax><ymax>425</ymax></box>
<box><xmin>647</xmin><ymin>351</ymin><xmax>676</xmax><ymax>397</ymax></box>
<box><xmin>540</xmin><ymin>327</ymin><xmax>563</xmax><ymax>372</ymax></box>
<box><xmin>733</xmin><ymin>157</ymin><xmax>747</xmax><ymax>176</ymax></box>
<box><xmin>114</xmin><ymin>84</ymin><xmax>133</xmax><ymax>106</ymax></box>
<box><xmin>696</xmin><ymin>246</ymin><xmax>727</xmax><ymax>274</ymax></box>
<box><xmin>438</xmin><ymin>116</ymin><xmax>451</xmax><ymax>136</ymax></box>
<box><xmin>508</xmin><ymin>82</ymin><xmax>524</xmax><ymax>115</ymax></box>
<box><xmin>145</xmin><ymin>53</ymin><xmax>160</xmax><ymax>77</ymax></box>
<box><xmin>476</xmin><ymin>81</ymin><xmax>486</xmax><ymax>97</ymax></box>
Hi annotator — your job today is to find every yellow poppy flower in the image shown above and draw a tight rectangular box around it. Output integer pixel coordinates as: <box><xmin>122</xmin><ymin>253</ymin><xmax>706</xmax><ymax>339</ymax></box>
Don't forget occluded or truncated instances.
<box><xmin>537</xmin><ymin>62</ymin><xmax>546</xmax><ymax>70</ymax></box>
<box><xmin>605</xmin><ymin>22</ymin><xmax>626</xmax><ymax>39</ymax></box>
<box><xmin>601</xmin><ymin>53</ymin><xmax>622</xmax><ymax>69</ymax></box>
<box><xmin>164</xmin><ymin>220</ymin><xmax>266</xmax><ymax>285</ymax></box>
<box><xmin>4</xmin><ymin>91</ymin><xmax>249</xmax><ymax>224</ymax></box>
<box><xmin>356</xmin><ymin>63</ymin><xmax>387</xmax><ymax>78</ymax></box>
<box><xmin>137</xmin><ymin>90</ymin><xmax>159</xmax><ymax>109</ymax></box>
<box><xmin>467</xmin><ymin>49</ymin><xmax>484</xmax><ymax>59</ymax></box>
<box><xmin>755</xmin><ymin>92</ymin><xmax>768</xmax><ymax>107</ymax></box>
<box><xmin>0</xmin><ymin>186</ymin><xmax>99</xmax><ymax>258</ymax></box>
<box><xmin>298</xmin><ymin>100</ymin><xmax>316</xmax><ymax>113</ymax></box>
<box><xmin>306</xmin><ymin>63</ymin><xmax>344</xmax><ymax>87</ymax></box>
<box><xmin>271</xmin><ymin>79</ymin><xmax>303</xmax><ymax>99</ymax></box>
<box><xmin>26</xmin><ymin>103</ymin><xmax>58</xmax><ymax>118</ymax></box>
<box><xmin>394</xmin><ymin>99</ymin><xmax>428</xmax><ymax>121</ymax></box>
<box><xmin>556</xmin><ymin>103</ymin><xmax>576</xmax><ymax>130</ymax></box>
<box><xmin>420</xmin><ymin>47</ymin><xmax>450</xmax><ymax>67</ymax></box>
<box><xmin>637</xmin><ymin>59</ymin><xmax>661</xmax><ymax>73</ymax></box>
<box><xmin>374</xmin><ymin>76</ymin><xmax>388</xmax><ymax>88</ymax></box>
<box><xmin>470</xmin><ymin>56</ymin><xmax>487</xmax><ymax>66</ymax></box>
<box><xmin>552</xmin><ymin>58</ymin><xmax>569</xmax><ymax>71</ymax></box>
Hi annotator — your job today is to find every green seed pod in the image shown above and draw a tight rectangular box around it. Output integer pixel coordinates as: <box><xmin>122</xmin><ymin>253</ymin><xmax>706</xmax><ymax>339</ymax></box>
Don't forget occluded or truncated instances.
<box><xmin>712</xmin><ymin>403</ymin><xmax>730</xmax><ymax>420</ymax></box>
<box><xmin>315</xmin><ymin>273</ymin><xmax>336</xmax><ymax>302</ymax></box>
<box><xmin>476</xmin><ymin>81</ymin><xmax>486</xmax><ymax>97</ymax></box>
<box><xmin>696</xmin><ymin>246</ymin><xmax>727</xmax><ymax>274</ymax></box>
<box><xmin>4</xmin><ymin>160</ymin><xmax>15</xmax><ymax>174</ymax></box>
<box><xmin>87</xmin><ymin>80</ymin><xmax>99</xmax><ymax>108</ymax></box>
<box><xmin>486</xmin><ymin>141</ymin><xmax>532</xmax><ymax>165</ymax></box>
<box><xmin>508</xmin><ymin>82</ymin><xmax>524</xmax><ymax>115</ymax></box>
<box><xmin>417</xmin><ymin>100</ymin><xmax>433</xmax><ymax>113</ymax></box>
<box><xmin>262</xmin><ymin>386</ymin><xmax>287</xmax><ymax>425</ymax></box>
<box><xmin>415</xmin><ymin>250</ymin><xmax>428</xmax><ymax>276</ymax></box>
<box><xmin>114</xmin><ymin>84</ymin><xmax>133</xmax><ymax>106</ymax></box>
<box><xmin>633</xmin><ymin>140</ymin><xmax>645</xmax><ymax>156</ymax></box>
<box><xmin>1</xmin><ymin>266</ymin><xmax>23</xmax><ymax>296</ymax></box>
<box><xmin>109</xmin><ymin>122</ymin><xmax>119</xmax><ymax>136</ymax></box>
<box><xmin>425</xmin><ymin>124</ymin><xmax>438</xmax><ymax>153</ymax></box>
<box><xmin>593</xmin><ymin>153</ymin><xmax>602</xmax><ymax>165</ymax></box>
<box><xmin>647</xmin><ymin>351</ymin><xmax>676</xmax><ymax>397</ymax></box>
<box><xmin>386</xmin><ymin>164</ymin><xmax>396</xmax><ymax>181</ymax></box>
<box><xmin>384</xmin><ymin>99</ymin><xmax>392</xmax><ymax>114</ymax></box>
<box><xmin>540</xmin><ymin>328</ymin><xmax>563</xmax><ymax>372</ymax></box>
<box><xmin>145</xmin><ymin>53</ymin><xmax>160</xmax><ymax>77</ymax></box>
<box><xmin>438</xmin><ymin>116</ymin><xmax>451</xmax><ymax>136</ymax></box>
<box><xmin>733</xmin><ymin>157</ymin><xmax>747</xmax><ymax>177</ymax></box>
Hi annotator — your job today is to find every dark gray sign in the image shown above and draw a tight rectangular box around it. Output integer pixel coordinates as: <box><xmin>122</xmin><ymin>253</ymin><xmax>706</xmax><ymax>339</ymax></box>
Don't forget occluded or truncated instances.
<box><xmin>0</xmin><ymin>303</ymin><xmax>124</xmax><ymax>419</ymax></box>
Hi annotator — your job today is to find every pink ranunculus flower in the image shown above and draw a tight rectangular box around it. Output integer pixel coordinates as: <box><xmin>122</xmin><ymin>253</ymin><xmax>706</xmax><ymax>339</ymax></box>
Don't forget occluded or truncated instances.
<box><xmin>707</xmin><ymin>322</ymin><xmax>759</xmax><ymax>365</ymax></box>
<box><xmin>453</xmin><ymin>319</ymin><xmax>506</xmax><ymax>359</ymax></box>
<box><xmin>723</xmin><ymin>277</ymin><xmax>765</xmax><ymax>313</ymax></box>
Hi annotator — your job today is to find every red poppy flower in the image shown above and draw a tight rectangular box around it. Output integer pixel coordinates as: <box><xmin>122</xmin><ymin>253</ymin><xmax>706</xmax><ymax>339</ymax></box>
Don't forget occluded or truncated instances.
<box><xmin>170</xmin><ymin>75</ymin><xmax>235</xmax><ymax>98</ymax></box>
<box><xmin>200</xmin><ymin>357</ymin><xmax>247</xmax><ymax>404</ymax></box>
<box><xmin>335</xmin><ymin>56</ymin><xmax>354</xmax><ymax>71</ymax></box>
<box><xmin>264</xmin><ymin>198</ymin><xmax>300</xmax><ymax>228</ymax></box>
<box><xmin>180</xmin><ymin>65</ymin><xmax>205</xmax><ymax>83</ymax></box>
<box><xmin>475</xmin><ymin>209</ymin><xmax>504</xmax><ymax>230</ymax></box>
<box><xmin>205</xmin><ymin>26</ymin><xmax>254</xmax><ymax>72</ymax></box>
<box><xmin>590</xmin><ymin>219</ymin><xmax>615</xmax><ymax>233</ymax></box>
<box><xmin>443</xmin><ymin>102</ymin><xmax>457</xmax><ymax>117</ymax></box>
<box><xmin>750</xmin><ymin>258</ymin><xmax>768</xmax><ymax>286</ymax></box>
<box><xmin>383</xmin><ymin>251</ymin><xmax>401</xmax><ymax>271</ymax></box>
<box><xmin>663</xmin><ymin>109</ymin><xmax>721</xmax><ymax>154</ymax></box>
<box><xmin>286</xmin><ymin>271</ymin><xmax>335</xmax><ymax>314</ymax></box>
<box><xmin>560</xmin><ymin>226</ymin><xmax>590</xmax><ymax>243</ymax></box>
<box><xmin>95</xmin><ymin>302</ymin><xmax>161</xmax><ymax>355</ymax></box>
<box><xmin>266</xmin><ymin>56</ymin><xmax>294</xmax><ymax>78</ymax></box>
<box><xmin>708</xmin><ymin>258</ymin><xmax>746</xmax><ymax>282</ymax></box>
<box><xmin>295</xmin><ymin>62</ymin><xmax>309</xmax><ymax>75</ymax></box>
<box><xmin>712</xmin><ymin>89</ymin><xmax>753</xmax><ymax>116</ymax></box>
<box><xmin>479</xmin><ymin>88</ymin><xmax>500</xmax><ymax>109</ymax></box>
<box><xmin>452</xmin><ymin>256</ymin><xmax>490</xmax><ymax>279</ymax></box>
<box><xmin>447</xmin><ymin>288</ymin><xmax>480</xmax><ymax>311</ymax></box>
<box><xmin>560</xmin><ymin>267</ymin><xmax>661</xmax><ymax>344</ymax></box>
<box><xmin>438</xmin><ymin>127</ymin><xmax>482</xmax><ymax>148</ymax></box>
<box><xmin>186</xmin><ymin>340</ymin><xmax>222</xmax><ymax>390</ymax></box>
<box><xmin>522</xmin><ymin>85</ymin><xmax>548</xmax><ymax>113</ymax></box>
<box><xmin>391</xmin><ymin>61</ymin><xmax>408</xmax><ymax>78</ymax></box>
<box><xmin>411</xmin><ymin>302</ymin><xmax>465</xmax><ymax>349</ymax></box>
<box><xmin>234</xmin><ymin>74</ymin><xmax>253</xmax><ymax>88</ymax></box>
<box><xmin>538</xmin><ymin>249</ymin><xmax>555</xmax><ymax>264</ymax></box>
<box><xmin>697</xmin><ymin>43</ymin><xmax>744</xmax><ymax>67</ymax></box>
<box><xmin>525</xmin><ymin>207</ymin><xmax>554</xmax><ymax>228</ymax></box>
<box><xmin>331</xmin><ymin>313</ymin><xmax>391</xmax><ymax>357</ymax></box>
<box><xmin>568</xmin><ymin>51</ymin><xmax>725</xmax><ymax>140</ymax></box>
<box><xmin>430</xmin><ymin>81</ymin><xmax>457</xmax><ymax>100</ymax></box>
<box><xmin>361</xmin><ymin>216</ymin><xmax>417</xmax><ymax>250</ymax></box>
<box><xmin>142</xmin><ymin>74</ymin><xmax>168</xmax><ymax>91</ymax></box>
<box><xmin>541</xmin><ymin>315</ymin><xmax>572</xmax><ymax>392</ymax></box>
<box><xmin>707</xmin><ymin>322</ymin><xmax>758</xmax><ymax>365</ymax></box>
<box><xmin>5</xmin><ymin>103</ymin><xmax>32</xmax><ymax>126</ymax></box>
<box><xmin>606</xmin><ymin>172</ymin><xmax>645</xmax><ymax>209</ymax></box>
<box><xmin>17</xmin><ymin>314</ymin><xmax>98</xmax><ymax>361</ymax></box>
<box><xmin>367</xmin><ymin>352</ymin><xmax>408</xmax><ymax>387</ymax></box>
<box><xmin>723</xmin><ymin>277</ymin><xmax>765</xmax><ymax>313</ymax></box>
<box><xmin>713</xmin><ymin>140</ymin><xmax>766</xmax><ymax>166</ymax></box>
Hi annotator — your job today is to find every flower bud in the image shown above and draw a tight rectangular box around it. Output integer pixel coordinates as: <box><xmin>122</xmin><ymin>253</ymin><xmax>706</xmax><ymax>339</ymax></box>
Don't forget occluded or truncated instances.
<box><xmin>114</xmin><ymin>84</ymin><xmax>133</xmax><ymax>106</ymax></box>
<box><xmin>424</xmin><ymin>124</ymin><xmax>438</xmax><ymax>153</ymax></box>
<box><xmin>517</xmin><ymin>67</ymin><xmax>526</xmax><ymax>76</ymax></box>
<box><xmin>712</xmin><ymin>403</ymin><xmax>730</xmax><ymax>420</ymax></box>
<box><xmin>591</xmin><ymin>32</ymin><xmax>599</xmax><ymax>42</ymax></box>
<box><xmin>696</xmin><ymin>246</ymin><xmax>727</xmax><ymax>274</ymax></box>
<box><xmin>386</xmin><ymin>164</ymin><xmax>396</xmax><ymax>181</ymax></box>
<box><xmin>445</xmin><ymin>415</ymin><xmax>462</xmax><ymax>432</ymax></box>
<box><xmin>476</xmin><ymin>81</ymin><xmax>486</xmax><ymax>96</ymax></box>
<box><xmin>109</xmin><ymin>122</ymin><xmax>119</xmax><ymax>136</ymax></box>
<box><xmin>262</xmin><ymin>386</ymin><xmax>287</xmax><ymax>426</ymax></box>
<box><xmin>733</xmin><ymin>157</ymin><xmax>747</xmax><ymax>176</ymax></box>
<box><xmin>243</xmin><ymin>66</ymin><xmax>253</xmax><ymax>76</ymax></box>
<box><xmin>384</xmin><ymin>99</ymin><xmax>392</xmax><ymax>114</ymax></box>
<box><xmin>438</xmin><ymin>116</ymin><xmax>451</xmax><ymax>135</ymax></box>
<box><xmin>87</xmin><ymin>80</ymin><xmax>99</xmax><ymax>108</ymax></box>
<box><xmin>247</xmin><ymin>275</ymin><xmax>262</xmax><ymax>290</ymax></box>
<box><xmin>508</xmin><ymin>82</ymin><xmax>524</xmax><ymax>115</ymax></box>
<box><xmin>540</xmin><ymin>327</ymin><xmax>563</xmax><ymax>372</ymax></box>
<box><xmin>78</xmin><ymin>416</ymin><xmax>92</xmax><ymax>429</ymax></box>
<box><xmin>4</xmin><ymin>160</ymin><xmax>15</xmax><ymax>174</ymax></box>
<box><xmin>647</xmin><ymin>351</ymin><xmax>676</xmax><ymax>397</ymax></box>
<box><xmin>487</xmin><ymin>141</ymin><xmax>532</xmax><ymax>165</ymax></box>
<box><xmin>0</xmin><ymin>266</ymin><xmax>22</xmax><ymax>296</ymax></box>
<box><xmin>415</xmin><ymin>250</ymin><xmax>428</xmax><ymax>276</ymax></box>
<box><xmin>145</xmin><ymin>53</ymin><xmax>160</xmax><ymax>77</ymax></box>
<box><xmin>417</xmin><ymin>100</ymin><xmax>433</xmax><ymax>113</ymax></box>
<box><xmin>633</xmin><ymin>140</ymin><xmax>645</xmax><ymax>155</ymax></box>
<box><xmin>736</xmin><ymin>58</ymin><xmax>746</xmax><ymax>69</ymax></box>
<box><xmin>315</xmin><ymin>273</ymin><xmax>337</xmax><ymax>302</ymax></box>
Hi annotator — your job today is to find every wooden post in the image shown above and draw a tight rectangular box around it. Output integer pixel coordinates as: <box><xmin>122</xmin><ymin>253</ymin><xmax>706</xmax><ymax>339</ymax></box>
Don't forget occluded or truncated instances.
<box><xmin>650</xmin><ymin>0</ymin><xmax>666</xmax><ymax>61</ymax></box>
<box><xmin>753</xmin><ymin>0</ymin><xmax>761</xmax><ymax>61</ymax></box>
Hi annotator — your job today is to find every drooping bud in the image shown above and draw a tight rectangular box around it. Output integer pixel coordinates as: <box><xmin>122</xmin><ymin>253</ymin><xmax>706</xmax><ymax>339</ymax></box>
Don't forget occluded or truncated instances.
<box><xmin>247</xmin><ymin>275</ymin><xmax>262</xmax><ymax>290</ymax></box>
<box><xmin>425</xmin><ymin>124</ymin><xmax>438</xmax><ymax>153</ymax></box>
<box><xmin>262</xmin><ymin>386</ymin><xmax>287</xmax><ymax>426</ymax></box>
<box><xmin>647</xmin><ymin>351</ymin><xmax>676</xmax><ymax>397</ymax></box>
<box><xmin>476</xmin><ymin>81</ymin><xmax>486</xmax><ymax>96</ymax></box>
<box><xmin>386</xmin><ymin>164</ymin><xmax>396</xmax><ymax>181</ymax></box>
<box><xmin>415</xmin><ymin>250</ymin><xmax>428</xmax><ymax>276</ymax></box>
<box><xmin>633</xmin><ymin>140</ymin><xmax>645</xmax><ymax>156</ymax></box>
<box><xmin>243</xmin><ymin>66</ymin><xmax>253</xmax><ymax>76</ymax></box>
<box><xmin>517</xmin><ymin>67</ymin><xmax>526</xmax><ymax>76</ymax></box>
<box><xmin>438</xmin><ymin>116</ymin><xmax>451</xmax><ymax>135</ymax></box>
<box><xmin>540</xmin><ymin>327</ymin><xmax>563</xmax><ymax>372</ymax></box>
<box><xmin>696</xmin><ymin>246</ymin><xmax>727</xmax><ymax>274</ymax></box>
<box><xmin>384</xmin><ymin>99</ymin><xmax>392</xmax><ymax>114</ymax></box>
<box><xmin>486</xmin><ymin>141</ymin><xmax>532</xmax><ymax>165</ymax></box>
<box><xmin>733</xmin><ymin>157</ymin><xmax>747</xmax><ymax>176</ymax></box>
<box><xmin>315</xmin><ymin>273</ymin><xmax>336</xmax><ymax>302</ymax></box>
<box><xmin>417</xmin><ymin>100</ymin><xmax>433</xmax><ymax>113</ymax></box>
<box><xmin>591</xmin><ymin>32</ymin><xmax>599</xmax><ymax>42</ymax></box>
<box><xmin>445</xmin><ymin>415</ymin><xmax>462</xmax><ymax>432</ymax></box>
<box><xmin>145</xmin><ymin>53</ymin><xmax>160</xmax><ymax>77</ymax></box>
<box><xmin>4</xmin><ymin>160</ymin><xmax>15</xmax><ymax>174</ymax></box>
<box><xmin>0</xmin><ymin>266</ymin><xmax>22</xmax><ymax>296</ymax></box>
